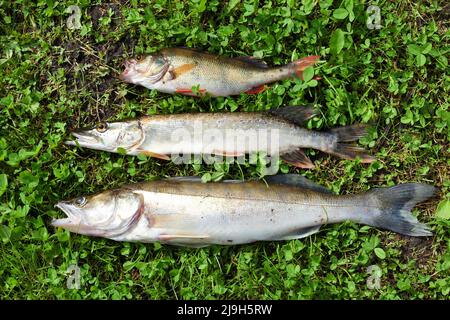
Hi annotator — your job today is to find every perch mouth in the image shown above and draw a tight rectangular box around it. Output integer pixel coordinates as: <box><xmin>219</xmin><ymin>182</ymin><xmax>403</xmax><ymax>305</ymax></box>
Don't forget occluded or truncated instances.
<box><xmin>119</xmin><ymin>59</ymin><xmax>137</xmax><ymax>82</ymax></box>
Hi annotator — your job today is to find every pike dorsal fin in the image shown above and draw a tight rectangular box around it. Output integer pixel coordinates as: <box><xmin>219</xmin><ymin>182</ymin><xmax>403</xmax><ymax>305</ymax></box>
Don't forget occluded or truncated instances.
<box><xmin>264</xmin><ymin>174</ymin><xmax>333</xmax><ymax>194</ymax></box>
<box><xmin>268</xmin><ymin>105</ymin><xmax>318</xmax><ymax>125</ymax></box>
<box><xmin>235</xmin><ymin>56</ymin><xmax>269</xmax><ymax>68</ymax></box>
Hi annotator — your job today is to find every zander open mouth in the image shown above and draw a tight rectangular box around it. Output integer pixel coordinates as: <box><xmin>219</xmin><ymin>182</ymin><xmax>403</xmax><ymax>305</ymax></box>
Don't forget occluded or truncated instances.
<box><xmin>52</xmin><ymin>202</ymin><xmax>81</xmax><ymax>228</ymax></box>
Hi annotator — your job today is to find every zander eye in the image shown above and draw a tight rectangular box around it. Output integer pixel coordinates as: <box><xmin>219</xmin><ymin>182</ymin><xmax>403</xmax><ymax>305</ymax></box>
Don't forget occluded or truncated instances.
<box><xmin>74</xmin><ymin>197</ymin><xmax>87</xmax><ymax>207</ymax></box>
<box><xmin>96</xmin><ymin>122</ymin><xmax>108</xmax><ymax>133</ymax></box>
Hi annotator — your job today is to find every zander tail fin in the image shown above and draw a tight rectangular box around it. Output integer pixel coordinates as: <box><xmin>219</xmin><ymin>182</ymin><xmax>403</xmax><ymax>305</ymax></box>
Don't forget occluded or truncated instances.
<box><xmin>364</xmin><ymin>183</ymin><xmax>436</xmax><ymax>236</ymax></box>
<box><xmin>327</xmin><ymin>124</ymin><xmax>375</xmax><ymax>163</ymax></box>
<box><xmin>290</xmin><ymin>55</ymin><xmax>320</xmax><ymax>79</ymax></box>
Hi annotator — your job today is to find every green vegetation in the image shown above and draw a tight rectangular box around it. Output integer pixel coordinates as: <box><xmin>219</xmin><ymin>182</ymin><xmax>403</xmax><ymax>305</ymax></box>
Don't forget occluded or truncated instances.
<box><xmin>0</xmin><ymin>0</ymin><xmax>449</xmax><ymax>299</ymax></box>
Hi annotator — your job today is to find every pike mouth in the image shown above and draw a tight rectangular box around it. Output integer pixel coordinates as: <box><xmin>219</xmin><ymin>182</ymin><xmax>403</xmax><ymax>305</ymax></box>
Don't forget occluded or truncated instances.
<box><xmin>65</xmin><ymin>132</ymin><xmax>99</xmax><ymax>147</ymax></box>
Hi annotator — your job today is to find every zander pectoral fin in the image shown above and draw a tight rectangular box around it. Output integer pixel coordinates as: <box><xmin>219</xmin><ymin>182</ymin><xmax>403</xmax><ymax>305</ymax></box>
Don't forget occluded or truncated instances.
<box><xmin>158</xmin><ymin>234</ymin><xmax>210</xmax><ymax>241</ymax></box>
<box><xmin>273</xmin><ymin>225</ymin><xmax>321</xmax><ymax>241</ymax></box>
<box><xmin>137</xmin><ymin>150</ymin><xmax>171</xmax><ymax>160</ymax></box>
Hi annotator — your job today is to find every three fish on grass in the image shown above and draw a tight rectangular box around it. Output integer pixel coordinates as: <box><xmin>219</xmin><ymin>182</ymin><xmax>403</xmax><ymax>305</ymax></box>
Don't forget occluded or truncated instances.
<box><xmin>54</xmin><ymin>48</ymin><xmax>436</xmax><ymax>245</ymax></box>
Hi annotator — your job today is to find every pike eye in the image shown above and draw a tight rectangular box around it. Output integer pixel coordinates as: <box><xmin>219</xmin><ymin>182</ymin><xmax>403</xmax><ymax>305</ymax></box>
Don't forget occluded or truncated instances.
<box><xmin>96</xmin><ymin>122</ymin><xmax>108</xmax><ymax>133</ymax></box>
<box><xmin>74</xmin><ymin>197</ymin><xmax>87</xmax><ymax>207</ymax></box>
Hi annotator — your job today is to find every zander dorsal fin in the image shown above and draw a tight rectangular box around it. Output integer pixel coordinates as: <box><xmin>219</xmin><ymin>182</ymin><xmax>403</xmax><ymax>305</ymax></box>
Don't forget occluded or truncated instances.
<box><xmin>235</xmin><ymin>56</ymin><xmax>269</xmax><ymax>68</ymax></box>
<box><xmin>273</xmin><ymin>225</ymin><xmax>321</xmax><ymax>241</ymax></box>
<box><xmin>268</xmin><ymin>105</ymin><xmax>318</xmax><ymax>125</ymax></box>
<box><xmin>264</xmin><ymin>174</ymin><xmax>333</xmax><ymax>194</ymax></box>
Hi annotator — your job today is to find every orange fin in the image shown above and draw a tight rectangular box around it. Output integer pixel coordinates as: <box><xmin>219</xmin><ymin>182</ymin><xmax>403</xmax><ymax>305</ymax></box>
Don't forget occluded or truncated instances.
<box><xmin>281</xmin><ymin>149</ymin><xmax>315</xmax><ymax>169</ymax></box>
<box><xmin>172</xmin><ymin>63</ymin><xmax>195</xmax><ymax>78</ymax></box>
<box><xmin>175</xmin><ymin>88</ymin><xmax>206</xmax><ymax>95</ymax></box>
<box><xmin>138</xmin><ymin>150</ymin><xmax>170</xmax><ymax>160</ymax></box>
<box><xmin>292</xmin><ymin>55</ymin><xmax>320</xmax><ymax>79</ymax></box>
<box><xmin>245</xmin><ymin>85</ymin><xmax>266</xmax><ymax>94</ymax></box>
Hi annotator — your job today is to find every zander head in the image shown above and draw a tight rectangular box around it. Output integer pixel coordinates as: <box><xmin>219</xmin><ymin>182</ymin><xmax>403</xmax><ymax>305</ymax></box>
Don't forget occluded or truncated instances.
<box><xmin>119</xmin><ymin>54</ymin><xmax>169</xmax><ymax>86</ymax></box>
<box><xmin>66</xmin><ymin>121</ymin><xmax>144</xmax><ymax>153</ymax></box>
<box><xmin>53</xmin><ymin>188</ymin><xmax>144</xmax><ymax>238</ymax></box>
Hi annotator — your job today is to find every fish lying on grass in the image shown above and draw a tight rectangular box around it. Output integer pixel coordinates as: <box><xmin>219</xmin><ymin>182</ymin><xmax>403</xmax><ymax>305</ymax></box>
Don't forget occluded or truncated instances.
<box><xmin>52</xmin><ymin>175</ymin><xmax>435</xmax><ymax>247</ymax></box>
<box><xmin>66</xmin><ymin>106</ymin><xmax>374</xmax><ymax>169</ymax></box>
<box><xmin>119</xmin><ymin>47</ymin><xmax>320</xmax><ymax>97</ymax></box>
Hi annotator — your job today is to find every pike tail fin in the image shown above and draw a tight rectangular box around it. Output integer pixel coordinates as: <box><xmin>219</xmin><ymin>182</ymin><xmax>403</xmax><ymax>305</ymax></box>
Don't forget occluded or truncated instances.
<box><xmin>363</xmin><ymin>184</ymin><xmax>436</xmax><ymax>236</ymax></box>
<box><xmin>290</xmin><ymin>55</ymin><xmax>320</xmax><ymax>79</ymax></box>
<box><xmin>327</xmin><ymin>124</ymin><xmax>375</xmax><ymax>163</ymax></box>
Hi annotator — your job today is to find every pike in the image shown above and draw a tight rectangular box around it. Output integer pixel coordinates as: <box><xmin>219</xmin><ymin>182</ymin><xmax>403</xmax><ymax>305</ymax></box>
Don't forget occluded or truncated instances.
<box><xmin>52</xmin><ymin>175</ymin><xmax>435</xmax><ymax>246</ymax></box>
<box><xmin>65</xmin><ymin>106</ymin><xmax>374</xmax><ymax>169</ymax></box>
<box><xmin>119</xmin><ymin>47</ymin><xmax>320</xmax><ymax>97</ymax></box>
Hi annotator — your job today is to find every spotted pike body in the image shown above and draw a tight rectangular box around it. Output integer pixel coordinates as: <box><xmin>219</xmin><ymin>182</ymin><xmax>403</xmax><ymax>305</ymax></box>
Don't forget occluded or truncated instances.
<box><xmin>66</xmin><ymin>106</ymin><xmax>374</xmax><ymax>168</ymax></box>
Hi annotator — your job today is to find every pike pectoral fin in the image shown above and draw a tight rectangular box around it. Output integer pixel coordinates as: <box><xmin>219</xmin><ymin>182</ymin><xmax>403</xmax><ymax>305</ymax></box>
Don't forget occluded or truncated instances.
<box><xmin>274</xmin><ymin>225</ymin><xmax>321</xmax><ymax>241</ymax></box>
<box><xmin>245</xmin><ymin>85</ymin><xmax>266</xmax><ymax>94</ymax></box>
<box><xmin>212</xmin><ymin>150</ymin><xmax>245</xmax><ymax>157</ymax></box>
<box><xmin>137</xmin><ymin>150</ymin><xmax>170</xmax><ymax>160</ymax></box>
<box><xmin>281</xmin><ymin>149</ymin><xmax>315</xmax><ymax>169</ymax></box>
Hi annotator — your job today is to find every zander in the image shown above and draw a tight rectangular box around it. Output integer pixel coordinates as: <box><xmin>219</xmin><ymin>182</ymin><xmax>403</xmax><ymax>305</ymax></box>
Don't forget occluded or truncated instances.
<box><xmin>66</xmin><ymin>106</ymin><xmax>374</xmax><ymax>169</ymax></box>
<box><xmin>53</xmin><ymin>175</ymin><xmax>435</xmax><ymax>247</ymax></box>
<box><xmin>119</xmin><ymin>47</ymin><xmax>320</xmax><ymax>97</ymax></box>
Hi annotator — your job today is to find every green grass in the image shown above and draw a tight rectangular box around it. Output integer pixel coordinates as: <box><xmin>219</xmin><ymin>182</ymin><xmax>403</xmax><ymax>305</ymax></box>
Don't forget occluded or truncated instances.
<box><xmin>1</xmin><ymin>0</ymin><xmax>449</xmax><ymax>299</ymax></box>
